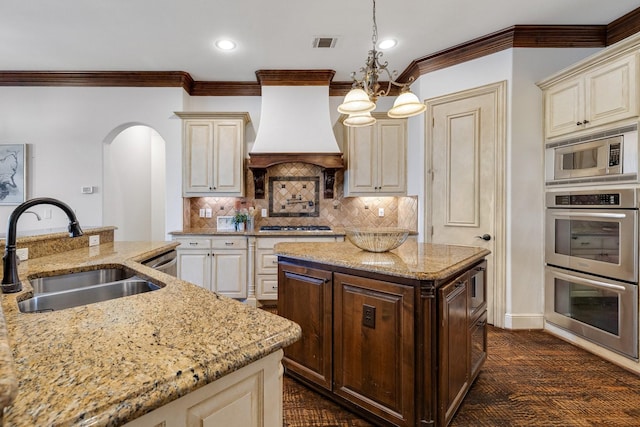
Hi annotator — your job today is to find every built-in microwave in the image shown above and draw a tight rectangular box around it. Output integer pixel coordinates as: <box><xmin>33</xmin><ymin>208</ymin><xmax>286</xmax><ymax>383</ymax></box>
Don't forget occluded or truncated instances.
<box><xmin>554</xmin><ymin>135</ymin><xmax>622</xmax><ymax>180</ymax></box>
<box><xmin>545</xmin><ymin>124</ymin><xmax>638</xmax><ymax>185</ymax></box>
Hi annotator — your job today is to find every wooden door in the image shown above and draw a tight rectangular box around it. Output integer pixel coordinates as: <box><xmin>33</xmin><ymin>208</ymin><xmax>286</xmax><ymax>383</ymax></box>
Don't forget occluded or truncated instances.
<box><xmin>278</xmin><ymin>262</ymin><xmax>333</xmax><ymax>390</ymax></box>
<box><xmin>333</xmin><ymin>273</ymin><xmax>414</xmax><ymax>426</ymax></box>
<box><xmin>378</xmin><ymin>119</ymin><xmax>407</xmax><ymax>194</ymax></box>
<box><xmin>438</xmin><ymin>273</ymin><xmax>470</xmax><ymax>427</ymax></box>
<box><xmin>544</xmin><ymin>77</ymin><xmax>584</xmax><ymax>138</ymax></box>
<box><xmin>426</xmin><ymin>81</ymin><xmax>505</xmax><ymax>327</ymax></box>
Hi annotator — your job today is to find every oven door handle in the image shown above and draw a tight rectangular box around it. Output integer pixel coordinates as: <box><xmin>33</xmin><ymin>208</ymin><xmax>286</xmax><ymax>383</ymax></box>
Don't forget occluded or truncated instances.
<box><xmin>550</xmin><ymin>211</ymin><xmax>628</xmax><ymax>219</ymax></box>
<box><xmin>553</xmin><ymin>270</ymin><xmax>627</xmax><ymax>292</ymax></box>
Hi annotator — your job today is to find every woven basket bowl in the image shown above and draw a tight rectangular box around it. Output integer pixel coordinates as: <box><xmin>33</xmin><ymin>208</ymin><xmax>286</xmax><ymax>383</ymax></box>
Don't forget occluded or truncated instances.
<box><xmin>345</xmin><ymin>227</ymin><xmax>410</xmax><ymax>252</ymax></box>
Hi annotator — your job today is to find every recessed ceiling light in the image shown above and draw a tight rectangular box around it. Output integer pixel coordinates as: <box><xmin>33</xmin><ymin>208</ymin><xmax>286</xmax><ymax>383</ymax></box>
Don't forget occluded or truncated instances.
<box><xmin>215</xmin><ymin>39</ymin><xmax>236</xmax><ymax>51</ymax></box>
<box><xmin>378</xmin><ymin>39</ymin><xmax>397</xmax><ymax>50</ymax></box>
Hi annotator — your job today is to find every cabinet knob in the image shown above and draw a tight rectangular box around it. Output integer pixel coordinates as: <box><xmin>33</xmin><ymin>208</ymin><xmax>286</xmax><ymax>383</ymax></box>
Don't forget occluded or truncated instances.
<box><xmin>576</xmin><ymin>121</ymin><xmax>583</xmax><ymax>126</ymax></box>
<box><xmin>583</xmin><ymin>119</ymin><xmax>589</xmax><ymax>124</ymax></box>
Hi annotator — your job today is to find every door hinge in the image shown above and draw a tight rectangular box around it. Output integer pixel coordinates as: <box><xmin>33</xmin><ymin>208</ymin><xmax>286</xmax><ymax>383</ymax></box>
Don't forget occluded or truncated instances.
<box><xmin>430</xmin><ymin>226</ymin><xmax>434</xmax><ymax>237</ymax></box>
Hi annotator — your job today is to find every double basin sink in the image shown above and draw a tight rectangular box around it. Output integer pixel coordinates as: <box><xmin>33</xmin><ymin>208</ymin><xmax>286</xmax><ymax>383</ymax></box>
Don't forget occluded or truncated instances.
<box><xmin>18</xmin><ymin>267</ymin><xmax>161</xmax><ymax>313</ymax></box>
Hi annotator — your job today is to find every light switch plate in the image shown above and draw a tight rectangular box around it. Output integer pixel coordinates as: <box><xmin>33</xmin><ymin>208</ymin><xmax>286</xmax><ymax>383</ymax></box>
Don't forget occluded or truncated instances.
<box><xmin>378</xmin><ymin>208</ymin><xmax>384</xmax><ymax>217</ymax></box>
<box><xmin>89</xmin><ymin>235</ymin><xmax>100</xmax><ymax>246</ymax></box>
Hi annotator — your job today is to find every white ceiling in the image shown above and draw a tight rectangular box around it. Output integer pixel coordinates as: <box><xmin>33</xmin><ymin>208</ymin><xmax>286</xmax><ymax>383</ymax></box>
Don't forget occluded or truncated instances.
<box><xmin>1</xmin><ymin>0</ymin><xmax>639</xmax><ymax>82</ymax></box>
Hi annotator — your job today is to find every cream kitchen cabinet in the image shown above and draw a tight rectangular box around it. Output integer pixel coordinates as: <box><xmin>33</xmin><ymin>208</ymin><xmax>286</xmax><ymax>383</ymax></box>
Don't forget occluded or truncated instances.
<box><xmin>175</xmin><ymin>236</ymin><xmax>248</xmax><ymax>299</ymax></box>
<box><xmin>176</xmin><ymin>112</ymin><xmax>250</xmax><ymax>196</ymax></box>
<box><xmin>255</xmin><ymin>235</ymin><xmax>343</xmax><ymax>301</ymax></box>
<box><xmin>124</xmin><ymin>349</ymin><xmax>284</xmax><ymax>427</ymax></box>
<box><xmin>540</xmin><ymin>49</ymin><xmax>638</xmax><ymax>140</ymax></box>
<box><xmin>343</xmin><ymin>114</ymin><xmax>407</xmax><ymax>196</ymax></box>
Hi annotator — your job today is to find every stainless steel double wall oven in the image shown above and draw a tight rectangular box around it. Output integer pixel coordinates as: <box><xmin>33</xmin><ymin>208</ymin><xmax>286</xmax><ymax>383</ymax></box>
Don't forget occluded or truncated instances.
<box><xmin>545</xmin><ymin>188</ymin><xmax>639</xmax><ymax>359</ymax></box>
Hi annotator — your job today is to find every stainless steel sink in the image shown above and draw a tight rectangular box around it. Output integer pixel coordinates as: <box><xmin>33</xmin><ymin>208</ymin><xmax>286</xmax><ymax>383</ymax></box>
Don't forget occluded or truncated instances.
<box><xmin>18</xmin><ymin>278</ymin><xmax>161</xmax><ymax>313</ymax></box>
<box><xmin>28</xmin><ymin>268</ymin><xmax>134</xmax><ymax>294</ymax></box>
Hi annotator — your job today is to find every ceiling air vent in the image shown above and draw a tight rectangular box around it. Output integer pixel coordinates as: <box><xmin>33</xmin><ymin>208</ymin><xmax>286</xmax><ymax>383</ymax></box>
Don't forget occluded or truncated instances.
<box><xmin>312</xmin><ymin>37</ymin><xmax>338</xmax><ymax>48</ymax></box>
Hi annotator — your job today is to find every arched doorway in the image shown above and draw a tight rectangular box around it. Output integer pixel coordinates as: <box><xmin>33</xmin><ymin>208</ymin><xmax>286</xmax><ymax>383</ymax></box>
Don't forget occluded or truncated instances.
<box><xmin>103</xmin><ymin>124</ymin><xmax>166</xmax><ymax>241</ymax></box>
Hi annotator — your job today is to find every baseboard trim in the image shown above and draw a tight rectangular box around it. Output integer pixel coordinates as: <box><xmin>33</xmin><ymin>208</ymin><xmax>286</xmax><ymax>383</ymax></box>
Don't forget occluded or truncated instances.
<box><xmin>504</xmin><ymin>313</ymin><xmax>544</xmax><ymax>330</ymax></box>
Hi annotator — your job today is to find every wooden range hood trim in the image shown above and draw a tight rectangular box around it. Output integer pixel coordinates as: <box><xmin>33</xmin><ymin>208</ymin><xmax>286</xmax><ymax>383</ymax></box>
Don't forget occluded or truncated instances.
<box><xmin>248</xmin><ymin>152</ymin><xmax>344</xmax><ymax>199</ymax></box>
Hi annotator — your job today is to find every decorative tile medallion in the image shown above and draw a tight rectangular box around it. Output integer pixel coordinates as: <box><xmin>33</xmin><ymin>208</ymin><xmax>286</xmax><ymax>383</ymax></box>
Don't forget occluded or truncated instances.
<box><xmin>268</xmin><ymin>176</ymin><xmax>320</xmax><ymax>217</ymax></box>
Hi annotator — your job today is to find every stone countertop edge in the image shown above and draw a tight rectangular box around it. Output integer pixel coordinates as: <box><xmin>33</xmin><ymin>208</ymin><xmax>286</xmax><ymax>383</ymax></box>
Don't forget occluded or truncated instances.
<box><xmin>0</xmin><ymin>225</ymin><xmax>116</xmax><ymax>244</ymax></box>
<box><xmin>274</xmin><ymin>240</ymin><xmax>490</xmax><ymax>281</ymax></box>
<box><xmin>170</xmin><ymin>227</ymin><xmax>348</xmax><ymax>237</ymax></box>
<box><xmin>0</xmin><ymin>240</ymin><xmax>301</xmax><ymax>426</ymax></box>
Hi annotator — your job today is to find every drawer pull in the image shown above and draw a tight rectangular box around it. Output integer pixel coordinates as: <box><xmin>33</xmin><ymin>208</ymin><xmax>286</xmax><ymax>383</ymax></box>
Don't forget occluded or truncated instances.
<box><xmin>225</xmin><ymin>242</ymin><xmax>234</xmax><ymax>246</ymax></box>
<box><xmin>271</xmin><ymin>286</ymin><xmax>278</xmax><ymax>290</ymax></box>
<box><xmin>189</xmin><ymin>242</ymin><xmax>198</xmax><ymax>246</ymax></box>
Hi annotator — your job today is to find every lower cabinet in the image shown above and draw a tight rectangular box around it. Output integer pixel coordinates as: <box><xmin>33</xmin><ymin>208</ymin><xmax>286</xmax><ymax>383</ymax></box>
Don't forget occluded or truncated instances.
<box><xmin>255</xmin><ymin>236</ymin><xmax>343</xmax><ymax>301</ymax></box>
<box><xmin>333</xmin><ymin>273</ymin><xmax>415</xmax><ymax>426</ymax></box>
<box><xmin>438</xmin><ymin>272</ymin><xmax>470</xmax><ymax>427</ymax></box>
<box><xmin>438</xmin><ymin>260</ymin><xmax>488</xmax><ymax>426</ymax></box>
<box><xmin>278</xmin><ymin>257</ymin><xmax>487</xmax><ymax>427</ymax></box>
<box><xmin>123</xmin><ymin>349</ymin><xmax>284</xmax><ymax>427</ymax></box>
<box><xmin>175</xmin><ymin>236</ymin><xmax>247</xmax><ymax>299</ymax></box>
<box><xmin>278</xmin><ymin>262</ymin><xmax>333</xmax><ymax>390</ymax></box>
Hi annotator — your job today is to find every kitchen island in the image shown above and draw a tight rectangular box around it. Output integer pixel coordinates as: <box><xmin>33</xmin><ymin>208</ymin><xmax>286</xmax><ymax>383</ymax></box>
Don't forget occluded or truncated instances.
<box><xmin>275</xmin><ymin>240</ymin><xmax>490</xmax><ymax>427</ymax></box>
<box><xmin>0</xmin><ymin>234</ymin><xmax>301</xmax><ymax>426</ymax></box>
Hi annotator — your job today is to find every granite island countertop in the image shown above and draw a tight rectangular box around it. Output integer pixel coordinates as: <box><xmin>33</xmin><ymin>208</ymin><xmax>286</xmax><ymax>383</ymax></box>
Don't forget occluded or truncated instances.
<box><xmin>274</xmin><ymin>240</ymin><xmax>490</xmax><ymax>281</ymax></box>
<box><xmin>0</xmin><ymin>241</ymin><xmax>301</xmax><ymax>426</ymax></box>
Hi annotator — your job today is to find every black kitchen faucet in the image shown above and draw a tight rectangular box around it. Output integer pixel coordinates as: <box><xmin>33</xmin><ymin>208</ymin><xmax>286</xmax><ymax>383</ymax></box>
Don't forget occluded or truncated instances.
<box><xmin>1</xmin><ymin>198</ymin><xmax>83</xmax><ymax>293</ymax></box>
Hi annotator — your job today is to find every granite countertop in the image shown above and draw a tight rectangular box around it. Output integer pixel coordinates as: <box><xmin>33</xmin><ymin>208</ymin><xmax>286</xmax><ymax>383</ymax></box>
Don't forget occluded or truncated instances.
<box><xmin>0</xmin><ymin>241</ymin><xmax>301</xmax><ymax>426</ymax></box>
<box><xmin>274</xmin><ymin>240</ymin><xmax>490</xmax><ymax>281</ymax></box>
<box><xmin>170</xmin><ymin>227</ymin><xmax>347</xmax><ymax>237</ymax></box>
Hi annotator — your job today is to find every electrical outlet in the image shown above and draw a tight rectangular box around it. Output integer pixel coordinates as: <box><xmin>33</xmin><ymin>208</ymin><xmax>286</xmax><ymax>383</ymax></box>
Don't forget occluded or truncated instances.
<box><xmin>378</xmin><ymin>208</ymin><xmax>384</xmax><ymax>217</ymax></box>
<box><xmin>205</xmin><ymin>208</ymin><xmax>212</xmax><ymax>218</ymax></box>
<box><xmin>199</xmin><ymin>208</ymin><xmax>205</xmax><ymax>218</ymax></box>
<box><xmin>16</xmin><ymin>248</ymin><xmax>28</xmax><ymax>261</ymax></box>
<box><xmin>261</xmin><ymin>208</ymin><xmax>268</xmax><ymax>217</ymax></box>
<box><xmin>362</xmin><ymin>304</ymin><xmax>376</xmax><ymax>328</ymax></box>
<box><xmin>89</xmin><ymin>235</ymin><xmax>100</xmax><ymax>247</ymax></box>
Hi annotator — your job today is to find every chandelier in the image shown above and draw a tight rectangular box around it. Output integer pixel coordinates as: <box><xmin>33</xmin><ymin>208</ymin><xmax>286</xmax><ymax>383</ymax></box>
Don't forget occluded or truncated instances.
<box><xmin>338</xmin><ymin>0</ymin><xmax>426</xmax><ymax>127</ymax></box>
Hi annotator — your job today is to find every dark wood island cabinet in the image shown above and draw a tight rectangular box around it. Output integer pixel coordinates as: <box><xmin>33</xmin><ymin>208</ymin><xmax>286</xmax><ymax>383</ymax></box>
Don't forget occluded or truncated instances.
<box><xmin>276</xmin><ymin>241</ymin><xmax>490</xmax><ymax>427</ymax></box>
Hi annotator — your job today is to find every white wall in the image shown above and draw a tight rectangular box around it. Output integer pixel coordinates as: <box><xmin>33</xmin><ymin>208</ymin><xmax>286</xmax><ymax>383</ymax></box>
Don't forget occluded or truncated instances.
<box><xmin>103</xmin><ymin>125</ymin><xmax>166</xmax><ymax>241</ymax></box>
<box><xmin>0</xmin><ymin>86</ymin><xmax>184</xmax><ymax>239</ymax></box>
<box><xmin>408</xmin><ymin>47</ymin><xmax>601</xmax><ymax>328</ymax></box>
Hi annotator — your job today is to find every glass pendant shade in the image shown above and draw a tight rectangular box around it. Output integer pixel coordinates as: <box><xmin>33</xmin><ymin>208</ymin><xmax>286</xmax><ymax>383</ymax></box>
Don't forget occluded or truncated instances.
<box><xmin>343</xmin><ymin>112</ymin><xmax>377</xmax><ymax>127</ymax></box>
<box><xmin>387</xmin><ymin>90</ymin><xmax>427</xmax><ymax>118</ymax></box>
<box><xmin>338</xmin><ymin>88</ymin><xmax>376</xmax><ymax>114</ymax></box>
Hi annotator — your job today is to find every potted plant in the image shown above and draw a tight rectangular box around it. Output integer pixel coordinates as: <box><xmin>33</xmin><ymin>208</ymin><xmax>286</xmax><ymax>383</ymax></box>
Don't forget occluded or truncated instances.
<box><xmin>232</xmin><ymin>210</ymin><xmax>248</xmax><ymax>231</ymax></box>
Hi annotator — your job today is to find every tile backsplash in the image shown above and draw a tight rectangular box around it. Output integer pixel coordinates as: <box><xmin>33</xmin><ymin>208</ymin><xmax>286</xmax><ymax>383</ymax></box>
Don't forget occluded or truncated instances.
<box><xmin>185</xmin><ymin>163</ymin><xmax>418</xmax><ymax>231</ymax></box>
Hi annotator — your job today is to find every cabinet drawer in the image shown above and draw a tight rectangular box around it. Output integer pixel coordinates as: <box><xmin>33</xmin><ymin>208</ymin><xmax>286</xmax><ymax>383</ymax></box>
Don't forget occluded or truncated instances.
<box><xmin>256</xmin><ymin>250</ymin><xmax>278</xmax><ymax>274</ymax></box>
<box><xmin>174</xmin><ymin>237</ymin><xmax>212</xmax><ymax>249</ymax></box>
<box><xmin>256</xmin><ymin>275</ymin><xmax>278</xmax><ymax>300</ymax></box>
<box><xmin>211</xmin><ymin>237</ymin><xmax>247</xmax><ymax>249</ymax></box>
<box><xmin>256</xmin><ymin>237</ymin><xmax>294</xmax><ymax>250</ymax></box>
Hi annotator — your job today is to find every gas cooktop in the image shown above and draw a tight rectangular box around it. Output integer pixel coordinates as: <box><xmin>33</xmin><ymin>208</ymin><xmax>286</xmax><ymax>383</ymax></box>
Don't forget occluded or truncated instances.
<box><xmin>259</xmin><ymin>225</ymin><xmax>332</xmax><ymax>232</ymax></box>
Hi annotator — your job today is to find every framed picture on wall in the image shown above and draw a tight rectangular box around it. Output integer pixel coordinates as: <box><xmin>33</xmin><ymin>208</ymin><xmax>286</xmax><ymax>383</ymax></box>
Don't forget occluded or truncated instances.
<box><xmin>0</xmin><ymin>144</ymin><xmax>26</xmax><ymax>205</ymax></box>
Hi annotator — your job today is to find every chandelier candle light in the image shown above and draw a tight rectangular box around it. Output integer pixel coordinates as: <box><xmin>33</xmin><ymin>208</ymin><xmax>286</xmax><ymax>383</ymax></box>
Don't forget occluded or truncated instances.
<box><xmin>338</xmin><ymin>0</ymin><xmax>426</xmax><ymax>127</ymax></box>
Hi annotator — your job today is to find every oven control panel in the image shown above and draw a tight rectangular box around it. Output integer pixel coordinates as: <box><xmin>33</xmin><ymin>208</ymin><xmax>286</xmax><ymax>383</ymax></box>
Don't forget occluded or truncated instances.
<box><xmin>554</xmin><ymin>193</ymin><xmax>620</xmax><ymax>206</ymax></box>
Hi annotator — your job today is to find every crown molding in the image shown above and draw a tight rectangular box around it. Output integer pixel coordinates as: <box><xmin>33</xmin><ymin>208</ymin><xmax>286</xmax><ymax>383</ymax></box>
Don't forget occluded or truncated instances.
<box><xmin>1</xmin><ymin>10</ymin><xmax>639</xmax><ymax>96</ymax></box>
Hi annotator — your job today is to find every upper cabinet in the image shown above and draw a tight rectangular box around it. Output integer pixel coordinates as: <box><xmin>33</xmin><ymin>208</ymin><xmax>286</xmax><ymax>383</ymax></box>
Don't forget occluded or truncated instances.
<box><xmin>176</xmin><ymin>112</ymin><xmax>250</xmax><ymax>196</ymax></box>
<box><xmin>343</xmin><ymin>114</ymin><xmax>407</xmax><ymax>196</ymax></box>
<box><xmin>539</xmin><ymin>38</ymin><xmax>640</xmax><ymax>140</ymax></box>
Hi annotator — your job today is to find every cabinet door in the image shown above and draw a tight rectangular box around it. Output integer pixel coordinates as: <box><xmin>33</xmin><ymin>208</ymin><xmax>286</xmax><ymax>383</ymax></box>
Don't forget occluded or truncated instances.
<box><xmin>470</xmin><ymin>312</ymin><xmax>487</xmax><ymax>383</ymax></box>
<box><xmin>585</xmin><ymin>54</ymin><xmax>638</xmax><ymax>129</ymax></box>
<box><xmin>183</xmin><ymin>121</ymin><xmax>215</xmax><ymax>193</ymax></box>
<box><xmin>211</xmin><ymin>249</ymin><xmax>247</xmax><ymax>299</ymax></box>
<box><xmin>344</xmin><ymin>117</ymin><xmax>407</xmax><ymax>196</ymax></box>
<box><xmin>212</xmin><ymin>120</ymin><xmax>244</xmax><ymax>195</ymax></box>
<box><xmin>544</xmin><ymin>77</ymin><xmax>584</xmax><ymax>139</ymax></box>
<box><xmin>177</xmin><ymin>249</ymin><xmax>211</xmax><ymax>290</ymax></box>
<box><xmin>346</xmin><ymin>125</ymin><xmax>377</xmax><ymax>194</ymax></box>
<box><xmin>333</xmin><ymin>273</ymin><xmax>415</xmax><ymax>426</ymax></box>
<box><xmin>377</xmin><ymin>120</ymin><xmax>407</xmax><ymax>194</ymax></box>
<box><xmin>278</xmin><ymin>262</ymin><xmax>333</xmax><ymax>390</ymax></box>
<box><xmin>438</xmin><ymin>274</ymin><xmax>470</xmax><ymax>427</ymax></box>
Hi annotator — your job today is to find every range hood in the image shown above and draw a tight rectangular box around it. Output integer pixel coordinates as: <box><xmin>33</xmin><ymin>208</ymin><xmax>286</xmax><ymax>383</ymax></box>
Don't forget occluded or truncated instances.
<box><xmin>248</xmin><ymin>70</ymin><xmax>344</xmax><ymax>199</ymax></box>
